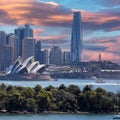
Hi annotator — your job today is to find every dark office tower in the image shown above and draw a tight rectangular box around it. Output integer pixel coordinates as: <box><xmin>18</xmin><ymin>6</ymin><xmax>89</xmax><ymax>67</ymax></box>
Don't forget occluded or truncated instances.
<box><xmin>35</xmin><ymin>41</ymin><xmax>42</xmax><ymax>63</ymax></box>
<box><xmin>24</xmin><ymin>24</ymin><xmax>33</xmax><ymax>37</ymax></box>
<box><xmin>15</xmin><ymin>24</ymin><xmax>33</xmax><ymax>57</ymax></box>
<box><xmin>0</xmin><ymin>31</ymin><xmax>6</xmax><ymax>46</ymax></box>
<box><xmin>15</xmin><ymin>27</ymin><xmax>25</xmax><ymax>57</ymax></box>
<box><xmin>71</xmin><ymin>12</ymin><xmax>82</xmax><ymax>65</ymax></box>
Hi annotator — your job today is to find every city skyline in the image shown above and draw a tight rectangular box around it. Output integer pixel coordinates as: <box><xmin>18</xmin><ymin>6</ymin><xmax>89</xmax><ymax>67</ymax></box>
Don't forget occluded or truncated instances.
<box><xmin>0</xmin><ymin>0</ymin><xmax>120</xmax><ymax>64</ymax></box>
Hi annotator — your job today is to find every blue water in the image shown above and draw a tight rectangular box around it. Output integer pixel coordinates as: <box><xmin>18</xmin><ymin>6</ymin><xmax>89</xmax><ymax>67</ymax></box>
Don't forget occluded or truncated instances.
<box><xmin>0</xmin><ymin>114</ymin><xmax>114</xmax><ymax>120</ymax></box>
<box><xmin>0</xmin><ymin>78</ymin><xmax>120</xmax><ymax>93</ymax></box>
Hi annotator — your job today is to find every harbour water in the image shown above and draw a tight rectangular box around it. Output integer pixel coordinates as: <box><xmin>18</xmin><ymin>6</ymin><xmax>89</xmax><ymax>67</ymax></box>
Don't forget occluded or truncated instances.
<box><xmin>0</xmin><ymin>78</ymin><xmax>120</xmax><ymax>93</ymax></box>
<box><xmin>0</xmin><ymin>113</ymin><xmax>114</xmax><ymax>120</ymax></box>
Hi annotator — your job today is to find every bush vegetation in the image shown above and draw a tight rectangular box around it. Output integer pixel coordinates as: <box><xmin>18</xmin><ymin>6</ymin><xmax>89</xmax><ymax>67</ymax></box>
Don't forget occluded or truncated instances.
<box><xmin>0</xmin><ymin>83</ymin><xmax>119</xmax><ymax>114</ymax></box>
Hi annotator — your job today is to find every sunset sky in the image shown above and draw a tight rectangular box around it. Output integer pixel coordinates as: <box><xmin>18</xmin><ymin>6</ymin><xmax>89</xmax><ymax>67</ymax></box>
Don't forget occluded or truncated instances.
<box><xmin>0</xmin><ymin>0</ymin><xmax>120</xmax><ymax>64</ymax></box>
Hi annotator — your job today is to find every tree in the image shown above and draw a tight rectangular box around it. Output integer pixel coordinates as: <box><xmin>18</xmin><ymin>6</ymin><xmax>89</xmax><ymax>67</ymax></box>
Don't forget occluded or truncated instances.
<box><xmin>68</xmin><ymin>85</ymin><xmax>81</xmax><ymax>96</ymax></box>
<box><xmin>7</xmin><ymin>93</ymin><xmax>23</xmax><ymax>112</ymax></box>
<box><xmin>36</xmin><ymin>90</ymin><xmax>51</xmax><ymax>112</ymax></box>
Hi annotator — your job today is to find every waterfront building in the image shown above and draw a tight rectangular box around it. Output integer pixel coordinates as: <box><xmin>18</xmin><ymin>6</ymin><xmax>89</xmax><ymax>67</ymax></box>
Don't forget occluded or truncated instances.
<box><xmin>49</xmin><ymin>46</ymin><xmax>62</xmax><ymax>65</ymax></box>
<box><xmin>0</xmin><ymin>31</ymin><xmax>6</xmax><ymax>46</ymax></box>
<box><xmin>8</xmin><ymin>35</ymin><xmax>19</xmax><ymax>63</ymax></box>
<box><xmin>15</xmin><ymin>24</ymin><xmax>33</xmax><ymax>56</ymax></box>
<box><xmin>35</xmin><ymin>41</ymin><xmax>42</xmax><ymax>63</ymax></box>
<box><xmin>0</xmin><ymin>46</ymin><xmax>12</xmax><ymax>71</ymax></box>
<box><xmin>22</xmin><ymin>37</ymin><xmax>35</xmax><ymax>60</ymax></box>
<box><xmin>71</xmin><ymin>12</ymin><xmax>82</xmax><ymax>64</ymax></box>
<box><xmin>63</xmin><ymin>51</ymin><xmax>71</xmax><ymax>65</ymax></box>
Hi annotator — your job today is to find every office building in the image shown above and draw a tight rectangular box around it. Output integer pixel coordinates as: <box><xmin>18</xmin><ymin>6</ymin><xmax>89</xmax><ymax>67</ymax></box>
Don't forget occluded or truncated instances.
<box><xmin>35</xmin><ymin>41</ymin><xmax>42</xmax><ymax>63</ymax></box>
<box><xmin>71</xmin><ymin>12</ymin><xmax>82</xmax><ymax>64</ymax></box>
<box><xmin>22</xmin><ymin>37</ymin><xmax>35</xmax><ymax>60</ymax></box>
<box><xmin>8</xmin><ymin>35</ymin><xmax>19</xmax><ymax>63</ymax></box>
<box><xmin>0</xmin><ymin>46</ymin><xmax>12</xmax><ymax>71</ymax></box>
<box><xmin>63</xmin><ymin>51</ymin><xmax>71</xmax><ymax>65</ymax></box>
<box><xmin>49</xmin><ymin>46</ymin><xmax>62</xmax><ymax>65</ymax></box>
<box><xmin>0</xmin><ymin>31</ymin><xmax>6</xmax><ymax>46</ymax></box>
<box><xmin>6</xmin><ymin>33</ymin><xmax>14</xmax><ymax>45</ymax></box>
<box><xmin>42</xmin><ymin>49</ymin><xmax>49</xmax><ymax>65</ymax></box>
<box><xmin>15</xmin><ymin>24</ymin><xmax>33</xmax><ymax>56</ymax></box>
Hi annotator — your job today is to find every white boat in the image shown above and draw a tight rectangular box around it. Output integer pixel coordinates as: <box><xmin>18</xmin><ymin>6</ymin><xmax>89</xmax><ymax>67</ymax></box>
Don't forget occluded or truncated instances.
<box><xmin>113</xmin><ymin>114</ymin><xmax>120</xmax><ymax>119</ymax></box>
<box><xmin>95</xmin><ymin>78</ymin><xmax>105</xmax><ymax>83</ymax></box>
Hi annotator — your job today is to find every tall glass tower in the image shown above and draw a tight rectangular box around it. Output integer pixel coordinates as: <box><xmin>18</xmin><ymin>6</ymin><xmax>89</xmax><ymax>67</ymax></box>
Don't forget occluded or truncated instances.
<box><xmin>71</xmin><ymin>12</ymin><xmax>82</xmax><ymax>64</ymax></box>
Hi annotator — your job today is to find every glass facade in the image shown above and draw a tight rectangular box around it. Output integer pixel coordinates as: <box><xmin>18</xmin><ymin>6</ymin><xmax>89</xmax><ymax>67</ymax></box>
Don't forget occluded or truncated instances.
<box><xmin>71</xmin><ymin>12</ymin><xmax>82</xmax><ymax>64</ymax></box>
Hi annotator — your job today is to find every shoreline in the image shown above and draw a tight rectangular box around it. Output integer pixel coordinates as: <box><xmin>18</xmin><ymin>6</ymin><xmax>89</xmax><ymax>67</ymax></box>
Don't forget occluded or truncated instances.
<box><xmin>0</xmin><ymin>110</ymin><xmax>115</xmax><ymax>115</ymax></box>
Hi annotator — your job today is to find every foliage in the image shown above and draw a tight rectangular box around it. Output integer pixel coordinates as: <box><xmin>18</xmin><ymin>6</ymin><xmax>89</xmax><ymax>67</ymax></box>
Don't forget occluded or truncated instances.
<box><xmin>0</xmin><ymin>83</ymin><xmax>118</xmax><ymax>113</ymax></box>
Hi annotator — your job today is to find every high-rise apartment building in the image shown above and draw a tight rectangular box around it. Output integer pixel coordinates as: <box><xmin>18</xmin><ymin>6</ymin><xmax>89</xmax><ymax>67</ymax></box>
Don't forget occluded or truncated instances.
<box><xmin>49</xmin><ymin>46</ymin><xmax>62</xmax><ymax>65</ymax></box>
<box><xmin>22</xmin><ymin>37</ymin><xmax>35</xmax><ymax>60</ymax></box>
<box><xmin>8</xmin><ymin>35</ymin><xmax>19</xmax><ymax>63</ymax></box>
<box><xmin>15</xmin><ymin>24</ymin><xmax>33</xmax><ymax>57</ymax></box>
<box><xmin>71</xmin><ymin>12</ymin><xmax>82</xmax><ymax>64</ymax></box>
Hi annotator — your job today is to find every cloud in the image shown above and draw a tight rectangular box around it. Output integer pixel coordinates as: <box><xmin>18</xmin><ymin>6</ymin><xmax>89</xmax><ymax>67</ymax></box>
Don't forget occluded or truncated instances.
<box><xmin>96</xmin><ymin>0</ymin><xmax>120</xmax><ymax>7</ymax></box>
<box><xmin>81</xmin><ymin>9</ymin><xmax>120</xmax><ymax>32</ymax></box>
<box><xmin>84</xmin><ymin>45</ymin><xmax>107</xmax><ymax>51</ymax></box>
<box><xmin>0</xmin><ymin>9</ymin><xmax>16</xmax><ymax>25</ymax></box>
<box><xmin>84</xmin><ymin>36</ymin><xmax>120</xmax><ymax>58</ymax></box>
<box><xmin>1</xmin><ymin>0</ymin><xmax>120</xmax><ymax>33</ymax></box>
<box><xmin>0</xmin><ymin>0</ymin><xmax>72</xmax><ymax>27</ymax></box>
<box><xmin>33</xmin><ymin>29</ymin><xmax>44</xmax><ymax>35</ymax></box>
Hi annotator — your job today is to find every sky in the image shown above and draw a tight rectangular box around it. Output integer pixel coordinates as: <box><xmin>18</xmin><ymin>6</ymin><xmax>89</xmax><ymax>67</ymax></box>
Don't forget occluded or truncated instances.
<box><xmin>0</xmin><ymin>0</ymin><xmax>120</xmax><ymax>64</ymax></box>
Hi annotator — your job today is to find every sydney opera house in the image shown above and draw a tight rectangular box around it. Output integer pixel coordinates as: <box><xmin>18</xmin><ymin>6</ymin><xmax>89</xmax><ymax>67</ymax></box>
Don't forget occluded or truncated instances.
<box><xmin>6</xmin><ymin>56</ymin><xmax>45</xmax><ymax>75</ymax></box>
<box><xmin>3</xmin><ymin>56</ymin><xmax>52</xmax><ymax>81</ymax></box>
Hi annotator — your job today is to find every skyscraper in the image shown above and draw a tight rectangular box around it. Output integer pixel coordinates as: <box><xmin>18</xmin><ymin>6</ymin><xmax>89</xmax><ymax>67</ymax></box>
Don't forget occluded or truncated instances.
<box><xmin>43</xmin><ymin>49</ymin><xmax>49</xmax><ymax>65</ymax></box>
<box><xmin>8</xmin><ymin>35</ymin><xmax>19</xmax><ymax>63</ymax></box>
<box><xmin>49</xmin><ymin>46</ymin><xmax>62</xmax><ymax>65</ymax></box>
<box><xmin>15</xmin><ymin>24</ymin><xmax>33</xmax><ymax>57</ymax></box>
<box><xmin>0</xmin><ymin>31</ymin><xmax>6</xmax><ymax>46</ymax></box>
<box><xmin>22</xmin><ymin>37</ymin><xmax>35</xmax><ymax>60</ymax></box>
<box><xmin>71</xmin><ymin>12</ymin><xmax>82</xmax><ymax>64</ymax></box>
<box><xmin>0</xmin><ymin>46</ymin><xmax>12</xmax><ymax>71</ymax></box>
<box><xmin>35</xmin><ymin>41</ymin><xmax>42</xmax><ymax>63</ymax></box>
<box><xmin>63</xmin><ymin>51</ymin><xmax>71</xmax><ymax>65</ymax></box>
